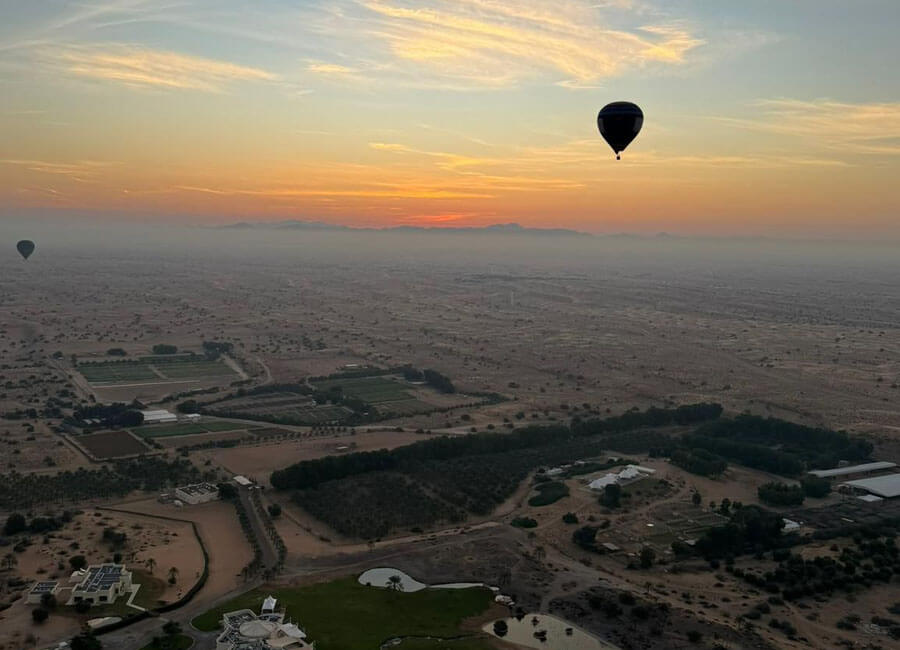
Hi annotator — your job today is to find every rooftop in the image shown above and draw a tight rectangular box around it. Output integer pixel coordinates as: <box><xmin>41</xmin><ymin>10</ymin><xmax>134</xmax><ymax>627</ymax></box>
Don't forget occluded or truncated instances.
<box><xmin>76</xmin><ymin>564</ymin><xmax>127</xmax><ymax>593</ymax></box>
<box><xmin>31</xmin><ymin>581</ymin><xmax>58</xmax><ymax>593</ymax></box>
<box><xmin>842</xmin><ymin>473</ymin><xmax>900</xmax><ymax>498</ymax></box>
<box><xmin>177</xmin><ymin>483</ymin><xmax>219</xmax><ymax>496</ymax></box>
<box><xmin>809</xmin><ymin>461</ymin><xmax>897</xmax><ymax>478</ymax></box>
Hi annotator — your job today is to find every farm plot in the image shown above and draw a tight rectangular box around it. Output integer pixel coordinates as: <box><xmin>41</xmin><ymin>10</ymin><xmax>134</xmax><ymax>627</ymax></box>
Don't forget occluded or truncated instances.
<box><xmin>132</xmin><ymin>420</ymin><xmax>252</xmax><ymax>439</ymax></box>
<box><xmin>313</xmin><ymin>376</ymin><xmax>413</xmax><ymax>403</ymax></box>
<box><xmin>78</xmin><ymin>361</ymin><xmax>158</xmax><ymax>383</ymax></box>
<box><xmin>206</xmin><ymin>391</ymin><xmax>353</xmax><ymax>425</ymax></box>
<box><xmin>77</xmin><ymin>353</ymin><xmax>239</xmax><ymax>386</ymax></box>
<box><xmin>141</xmin><ymin>355</ymin><xmax>236</xmax><ymax>378</ymax></box>
<box><xmin>76</xmin><ymin>430</ymin><xmax>151</xmax><ymax>459</ymax></box>
<box><xmin>642</xmin><ymin>503</ymin><xmax>728</xmax><ymax>549</ymax></box>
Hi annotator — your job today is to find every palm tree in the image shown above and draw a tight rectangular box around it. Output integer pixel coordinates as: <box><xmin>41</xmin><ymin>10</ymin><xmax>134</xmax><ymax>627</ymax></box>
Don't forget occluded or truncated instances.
<box><xmin>2</xmin><ymin>552</ymin><xmax>17</xmax><ymax>571</ymax></box>
<box><xmin>167</xmin><ymin>566</ymin><xmax>178</xmax><ymax>585</ymax></box>
<box><xmin>145</xmin><ymin>558</ymin><xmax>157</xmax><ymax>575</ymax></box>
<box><xmin>386</xmin><ymin>575</ymin><xmax>404</xmax><ymax>592</ymax></box>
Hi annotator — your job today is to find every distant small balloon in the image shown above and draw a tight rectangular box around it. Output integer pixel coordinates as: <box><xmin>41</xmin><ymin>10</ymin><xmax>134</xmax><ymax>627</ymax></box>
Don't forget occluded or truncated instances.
<box><xmin>597</xmin><ymin>102</ymin><xmax>643</xmax><ymax>160</ymax></box>
<box><xmin>16</xmin><ymin>240</ymin><xmax>35</xmax><ymax>260</ymax></box>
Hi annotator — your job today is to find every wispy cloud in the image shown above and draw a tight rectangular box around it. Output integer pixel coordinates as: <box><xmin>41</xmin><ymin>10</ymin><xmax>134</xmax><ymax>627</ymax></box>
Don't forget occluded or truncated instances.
<box><xmin>720</xmin><ymin>99</ymin><xmax>900</xmax><ymax>155</ymax></box>
<box><xmin>50</xmin><ymin>44</ymin><xmax>277</xmax><ymax>91</ymax></box>
<box><xmin>356</xmin><ymin>0</ymin><xmax>703</xmax><ymax>87</ymax></box>
<box><xmin>0</xmin><ymin>158</ymin><xmax>119</xmax><ymax>182</ymax></box>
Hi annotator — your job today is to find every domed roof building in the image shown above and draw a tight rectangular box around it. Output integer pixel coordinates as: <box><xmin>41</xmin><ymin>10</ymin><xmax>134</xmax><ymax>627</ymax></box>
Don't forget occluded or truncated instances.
<box><xmin>216</xmin><ymin>596</ymin><xmax>313</xmax><ymax>650</ymax></box>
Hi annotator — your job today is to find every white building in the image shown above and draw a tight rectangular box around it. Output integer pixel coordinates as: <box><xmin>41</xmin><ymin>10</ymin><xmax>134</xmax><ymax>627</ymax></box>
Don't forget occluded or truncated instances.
<box><xmin>840</xmin><ymin>473</ymin><xmax>900</xmax><ymax>499</ymax></box>
<box><xmin>68</xmin><ymin>564</ymin><xmax>133</xmax><ymax>606</ymax></box>
<box><xmin>183</xmin><ymin>413</ymin><xmax>202</xmax><ymax>422</ymax></box>
<box><xmin>234</xmin><ymin>475</ymin><xmax>253</xmax><ymax>487</ymax></box>
<box><xmin>140</xmin><ymin>409</ymin><xmax>178</xmax><ymax>425</ymax></box>
<box><xmin>588</xmin><ymin>465</ymin><xmax>656</xmax><ymax>491</ymax></box>
<box><xmin>174</xmin><ymin>483</ymin><xmax>220</xmax><ymax>505</ymax></box>
<box><xmin>26</xmin><ymin>581</ymin><xmax>59</xmax><ymax>605</ymax></box>
<box><xmin>809</xmin><ymin>461</ymin><xmax>897</xmax><ymax>481</ymax></box>
<box><xmin>216</xmin><ymin>599</ymin><xmax>314</xmax><ymax>650</ymax></box>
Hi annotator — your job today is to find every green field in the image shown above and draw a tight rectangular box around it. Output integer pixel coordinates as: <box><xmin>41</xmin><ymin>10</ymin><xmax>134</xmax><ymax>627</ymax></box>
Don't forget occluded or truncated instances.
<box><xmin>132</xmin><ymin>421</ymin><xmax>249</xmax><ymax>438</ymax></box>
<box><xmin>142</xmin><ymin>356</ymin><xmax>235</xmax><ymax>378</ymax></box>
<box><xmin>313</xmin><ymin>376</ymin><xmax>413</xmax><ymax>403</ymax></box>
<box><xmin>78</xmin><ymin>361</ymin><xmax>158</xmax><ymax>383</ymax></box>
<box><xmin>191</xmin><ymin>577</ymin><xmax>493</xmax><ymax>650</ymax></box>
<box><xmin>78</xmin><ymin>354</ymin><xmax>238</xmax><ymax>385</ymax></box>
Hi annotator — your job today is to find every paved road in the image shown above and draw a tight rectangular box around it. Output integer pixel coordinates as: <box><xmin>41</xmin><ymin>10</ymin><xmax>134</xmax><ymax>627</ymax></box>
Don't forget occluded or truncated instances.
<box><xmin>239</xmin><ymin>486</ymin><xmax>279</xmax><ymax>569</ymax></box>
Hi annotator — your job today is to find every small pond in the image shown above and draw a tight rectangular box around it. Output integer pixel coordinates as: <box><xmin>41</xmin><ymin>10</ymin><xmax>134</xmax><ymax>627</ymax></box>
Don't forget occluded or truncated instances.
<box><xmin>359</xmin><ymin>568</ymin><xmax>487</xmax><ymax>592</ymax></box>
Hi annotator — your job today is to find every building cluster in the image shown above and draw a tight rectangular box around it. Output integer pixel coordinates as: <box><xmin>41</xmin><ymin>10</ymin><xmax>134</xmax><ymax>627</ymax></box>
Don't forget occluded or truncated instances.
<box><xmin>812</xmin><ymin>461</ymin><xmax>900</xmax><ymax>501</ymax></box>
<box><xmin>140</xmin><ymin>409</ymin><xmax>202</xmax><ymax>424</ymax></box>
<box><xmin>588</xmin><ymin>465</ymin><xmax>656</xmax><ymax>491</ymax></box>
<box><xmin>217</xmin><ymin>596</ymin><xmax>314</xmax><ymax>650</ymax></box>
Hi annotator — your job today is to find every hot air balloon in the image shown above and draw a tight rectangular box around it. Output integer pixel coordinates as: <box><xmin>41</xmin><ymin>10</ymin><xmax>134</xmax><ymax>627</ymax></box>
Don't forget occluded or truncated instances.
<box><xmin>16</xmin><ymin>240</ymin><xmax>35</xmax><ymax>260</ymax></box>
<box><xmin>597</xmin><ymin>102</ymin><xmax>643</xmax><ymax>160</ymax></box>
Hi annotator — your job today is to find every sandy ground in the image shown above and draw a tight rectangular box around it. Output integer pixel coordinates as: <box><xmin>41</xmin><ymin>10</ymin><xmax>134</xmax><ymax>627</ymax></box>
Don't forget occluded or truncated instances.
<box><xmin>198</xmin><ymin>429</ymin><xmax>425</xmax><ymax>481</ymax></box>
<box><xmin>0</xmin><ymin>508</ymin><xmax>204</xmax><ymax>649</ymax></box>
<box><xmin>120</xmin><ymin>498</ymin><xmax>254</xmax><ymax>611</ymax></box>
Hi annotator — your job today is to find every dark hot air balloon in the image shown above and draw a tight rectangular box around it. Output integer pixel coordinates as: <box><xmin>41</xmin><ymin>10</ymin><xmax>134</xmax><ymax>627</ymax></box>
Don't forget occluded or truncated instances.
<box><xmin>16</xmin><ymin>240</ymin><xmax>35</xmax><ymax>260</ymax></box>
<box><xmin>597</xmin><ymin>102</ymin><xmax>643</xmax><ymax>160</ymax></box>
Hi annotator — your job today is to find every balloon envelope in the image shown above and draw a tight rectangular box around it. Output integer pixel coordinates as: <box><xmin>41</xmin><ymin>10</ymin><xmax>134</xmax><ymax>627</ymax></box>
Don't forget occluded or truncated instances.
<box><xmin>16</xmin><ymin>240</ymin><xmax>35</xmax><ymax>260</ymax></box>
<box><xmin>597</xmin><ymin>102</ymin><xmax>643</xmax><ymax>159</ymax></box>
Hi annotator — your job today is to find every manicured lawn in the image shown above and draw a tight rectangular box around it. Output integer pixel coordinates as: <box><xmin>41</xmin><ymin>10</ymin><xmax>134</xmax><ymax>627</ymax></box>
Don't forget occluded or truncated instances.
<box><xmin>140</xmin><ymin>633</ymin><xmax>193</xmax><ymax>650</ymax></box>
<box><xmin>192</xmin><ymin>578</ymin><xmax>493</xmax><ymax>650</ymax></box>
<box><xmin>396</xmin><ymin>639</ymin><xmax>496</xmax><ymax>650</ymax></box>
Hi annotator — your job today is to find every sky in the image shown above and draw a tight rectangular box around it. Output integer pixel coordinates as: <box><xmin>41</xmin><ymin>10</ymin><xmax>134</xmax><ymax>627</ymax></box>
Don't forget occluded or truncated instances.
<box><xmin>1</xmin><ymin>0</ymin><xmax>899</xmax><ymax>237</ymax></box>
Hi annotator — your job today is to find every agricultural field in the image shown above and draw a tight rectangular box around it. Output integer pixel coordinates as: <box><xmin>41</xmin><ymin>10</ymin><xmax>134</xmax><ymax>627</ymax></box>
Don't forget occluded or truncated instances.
<box><xmin>141</xmin><ymin>354</ymin><xmax>237</xmax><ymax>378</ymax></box>
<box><xmin>75</xmin><ymin>430</ymin><xmax>152</xmax><ymax>459</ymax></box>
<box><xmin>192</xmin><ymin>577</ymin><xmax>495</xmax><ymax>650</ymax></box>
<box><xmin>77</xmin><ymin>353</ymin><xmax>238</xmax><ymax>386</ymax></box>
<box><xmin>313</xmin><ymin>375</ymin><xmax>414</xmax><ymax>402</ymax></box>
<box><xmin>205</xmin><ymin>391</ymin><xmax>352</xmax><ymax>425</ymax></box>
<box><xmin>313</xmin><ymin>375</ymin><xmax>440</xmax><ymax>416</ymax></box>
<box><xmin>131</xmin><ymin>420</ymin><xmax>252</xmax><ymax>438</ymax></box>
<box><xmin>78</xmin><ymin>360</ymin><xmax>158</xmax><ymax>383</ymax></box>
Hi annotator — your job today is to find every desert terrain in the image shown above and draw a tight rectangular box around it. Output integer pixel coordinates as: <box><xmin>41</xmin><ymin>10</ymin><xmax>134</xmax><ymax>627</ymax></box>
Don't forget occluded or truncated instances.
<box><xmin>0</xmin><ymin>230</ymin><xmax>898</xmax><ymax>649</ymax></box>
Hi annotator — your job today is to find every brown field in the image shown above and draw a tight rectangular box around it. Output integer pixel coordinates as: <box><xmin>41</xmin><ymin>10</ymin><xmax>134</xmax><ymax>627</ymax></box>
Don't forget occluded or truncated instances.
<box><xmin>198</xmin><ymin>429</ymin><xmax>425</xmax><ymax>482</ymax></box>
<box><xmin>75</xmin><ymin>430</ymin><xmax>151</xmax><ymax>459</ymax></box>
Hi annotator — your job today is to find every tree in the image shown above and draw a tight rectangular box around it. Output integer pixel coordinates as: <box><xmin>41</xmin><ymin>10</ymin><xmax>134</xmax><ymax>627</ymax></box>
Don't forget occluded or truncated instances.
<box><xmin>601</xmin><ymin>484</ymin><xmax>621</xmax><ymax>509</ymax></box>
<box><xmin>145</xmin><ymin>557</ymin><xmax>157</xmax><ymax>575</ymax></box>
<box><xmin>217</xmin><ymin>482</ymin><xmax>238</xmax><ymax>500</ymax></box>
<box><xmin>40</xmin><ymin>593</ymin><xmax>57</xmax><ymax>610</ymax></box>
<box><xmin>386</xmin><ymin>575</ymin><xmax>404</xmax><ymax>591</ymax></box>
<box><xmin>162</xmin><ymin>621</ymin><xmax>182</xmax><ymax>636</ymax></box>
<box><xmin>562</xmin><ymin>512</ymin><xmax>578</xmax><ymax>524</ymax></box>
<box><xmin>70</xmin><ymin>631</ymin><xmax>102</xmax><ymax>650</ymax></box>
<box><xmin>3</xmin><ymin>512</ymin><xmax>26</xmax><ymax>536</ymax></box>
<box><xmin>167</xmin><ymin>566</ymin><xmax>179</xmax><ymax>585</ymax></box>
<box><xmin>640</xmin><ymin>547</ymin><xmax>656</xmax><ymax>569</ymax></box>
<box><xmin>801</xmin><ymin>476</ymin><xmax>831</xmax><ymax>498</ymax></box>
<box><xmin>691</xmin><ymin>491</ymin><xmax>702</xmax><ymax>506</ymax></box>
<box><xmin>69</xmin><ymin>555</ymin><xmax>87</xmax><ymax>571</ymax></box>
<box><xmin>2</xmin><ymin>552</ymin><xmax>17</xmax><ymax>571</ymax></box>
<box><xmin>267</xmin><ymin>503</ymin><xmax>282</xmax><ymax>518</ymax></box>
<box><xmin>32</xmin><ymin>608</ymin><xmax>49</xmax><ymax>624</ymax></box>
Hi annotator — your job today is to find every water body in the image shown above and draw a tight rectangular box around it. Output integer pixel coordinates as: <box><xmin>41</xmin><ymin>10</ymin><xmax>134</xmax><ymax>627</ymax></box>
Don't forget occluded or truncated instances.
<box><xmin>483</xmin><ymin>614</ymin><xmax>619</xmax><ymax>650</ymax></box>
<box><xmin>359</xmin><ymin>568</ymin><xmax>427</xmax><ymax>592</ymax></box>
<box><xmin>358</xmin><ymin>568</ymin><xmax>488</xmax><ymax>593</ymax></box>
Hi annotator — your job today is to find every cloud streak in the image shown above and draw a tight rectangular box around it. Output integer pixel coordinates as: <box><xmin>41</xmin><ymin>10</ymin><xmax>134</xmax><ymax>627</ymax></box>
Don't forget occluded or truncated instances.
<box><xmin>721</xmin><ymin>99</ymin><xmax>900</xmax><ymax>155</ymax></box>
<box><xmin>52</xmin><ymin>44</ymin><xmax>277</xmax><ymax>91</ymax></box>
<box><xmin>357</xmin><ymin>0</ymin><xmax>703</xmax><ymax>87</ymax></box>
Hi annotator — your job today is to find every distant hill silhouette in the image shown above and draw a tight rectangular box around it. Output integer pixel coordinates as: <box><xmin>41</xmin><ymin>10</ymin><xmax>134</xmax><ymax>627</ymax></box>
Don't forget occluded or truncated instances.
<box><xmin>223</xmin><ymin>220</ymin><xmax>589</xmax><ymax>237</ymax></box>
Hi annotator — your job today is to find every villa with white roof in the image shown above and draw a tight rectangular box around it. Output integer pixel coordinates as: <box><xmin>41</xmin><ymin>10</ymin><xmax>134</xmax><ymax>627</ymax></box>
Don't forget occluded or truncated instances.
<box><xmin>67</xmin><ymin>564</ymin><xmax>133</xmax><ymax>606</ymax></box>
<box><xmin>216</xmin><ymin>596</ymin><xmax>314</xmax><ymax>650</ymax></box>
